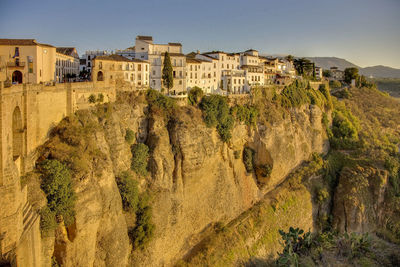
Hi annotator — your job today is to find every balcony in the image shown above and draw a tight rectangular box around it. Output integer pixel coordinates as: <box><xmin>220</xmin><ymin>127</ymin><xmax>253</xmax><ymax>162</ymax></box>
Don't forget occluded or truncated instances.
<box><xmin>7</xmin><ymin>61</ymin><xmax>26</xmax><ymax>68</ymax></box>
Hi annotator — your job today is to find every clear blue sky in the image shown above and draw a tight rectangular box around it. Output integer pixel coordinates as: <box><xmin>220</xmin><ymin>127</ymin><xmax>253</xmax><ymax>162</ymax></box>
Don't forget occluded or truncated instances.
<box><xmin>1</xmin><ymin>0</ymin><xmax>399</xmax><ymax>68</ymax></box>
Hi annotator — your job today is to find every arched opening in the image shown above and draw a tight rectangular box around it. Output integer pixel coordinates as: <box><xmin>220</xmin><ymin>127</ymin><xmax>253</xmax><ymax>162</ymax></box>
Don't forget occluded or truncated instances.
<box><xmin>12</xmin><ymin>106</ymin><xmax>23</xmax><ymax>160</ymax></box>
<box><xmin>12</xmin><ymin>71</ymin><xmax>23</xmax><ymax>84</ymax></box>
<box><xmin>97</xmin><ymin>71</ymin><xmax>104</xmax><ymax>81</ymax></box>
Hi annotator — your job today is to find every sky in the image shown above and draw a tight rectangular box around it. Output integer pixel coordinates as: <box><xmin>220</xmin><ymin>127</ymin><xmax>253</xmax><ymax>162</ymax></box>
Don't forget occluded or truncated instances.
<box><xmin>0</xmin><ymin>0</ymin><xmax>399</xmax><ymax>68</ymax></box>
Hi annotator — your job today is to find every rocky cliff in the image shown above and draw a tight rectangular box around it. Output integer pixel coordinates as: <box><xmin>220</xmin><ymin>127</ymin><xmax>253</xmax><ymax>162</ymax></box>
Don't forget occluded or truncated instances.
<box><xmin>24</xmin><ymin>90</ymin><xmax>329</xmax><ymax>266</ymax></box>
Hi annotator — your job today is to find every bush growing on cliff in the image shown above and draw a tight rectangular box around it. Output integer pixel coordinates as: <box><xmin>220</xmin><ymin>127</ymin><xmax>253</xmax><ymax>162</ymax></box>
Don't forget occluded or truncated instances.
<box><xmin>188</xmin><ymin>86</ymin><xmax>204</xmax><ymax>106</ymax></box>
<box><xmin>129</xmin><ymin>193</ymin><xmax>155</xmax><ymax>250</ymax></box>
<box><xmin>116</xmin><ymin>171</ymin><xmax>139</xmax><ymax>213</ymax></box>
<box><xmin>146</xmin><ymin>89</ymin><xmax>176</xmax><ymax>117</ymax></box>
<box><xmin>200</xmin><ymin>95</ymin><xmax>234</xmax><ymax>142</ymax></box>
<box><xmin>88</xmin><ymin>94</ymin><xmax>96</xmax><ymax>103</ymax></box>
<box><xmin>131</xmin><ymin>143</ymin><xmax>149</xmax><ymax>176</ymax></box>
<box><xmin>276</xmin><ymin>227</ymin><xmax>312</xmax><ymax>267</ymax></box>
<box><xmin>97</xmin><ymin>93</ymin><xmax>104</xmax><ymax>103</ymax></box>
<box><xmin>231</xmin><ymin>104</ymin><xmax>258</xmax><ymax>126</ymax></box>
<box><xmin>125</xmin><ymin>128</ymin><xmax>135</xmax><ymax>145</ymax></box>
<box><xmin>330</xmin><ymin>105</ymin><xmax>360</xmax><ymax>149</ymax></box>
<box><xmin>39</xmin><ymin>206</ymin><xmax>57</xmax><ymax>234</ymax></box>
<box><xmin>243</xmin><ymin>147</ymin><xmax>255</xmax><ymax>173</ymax></box>
<box><xmin>40</xmin><ymin>159</ymin><xmax>76</xmax><ymax>226</ymax></box>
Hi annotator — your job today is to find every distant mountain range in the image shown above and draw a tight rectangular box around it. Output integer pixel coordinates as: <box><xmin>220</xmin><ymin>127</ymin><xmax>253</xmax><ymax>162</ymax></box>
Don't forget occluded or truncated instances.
<box><xmin>306</xmin><ymin>57</ymin><xmax>400</xmax><ymax>78</ymax></box>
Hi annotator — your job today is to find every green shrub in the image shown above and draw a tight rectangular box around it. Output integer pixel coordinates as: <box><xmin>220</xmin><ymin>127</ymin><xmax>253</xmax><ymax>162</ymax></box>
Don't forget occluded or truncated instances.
<box><xmin>231</xmin><ymin>104</ymin><xmax>258</xmax><ymax>126</ymax></box>
<box><xmin>199</xmin><ymin>95</ymin><xmax>234</xmax><ymax>142</ymax></box>
<box><xmin>39</xmin><ymin>206</ymin><xmax>57</xmax><ymax>234</ymax></box>
<box><xmin>131</xmin><ymin>143</ymin><xmax>149</xmax><ymax>176</ymax></box>
<box><xmin>188</xmin><ymin>86</ymin><xmax>204</xmax><ymax>105</ymax></box>
<box><xmin>97</xmin><ymin>93</ymin><xmax>104</xmax><ymax>102</ymax></box>
<box><xmin>319</xmin><ymin>84</ymin><xmax>333</xmax><ymax>109</ymax></box>
<box><xmin>329</xmin><ymin>80</ymin><xmax>342</xmax><ymax>89</ymax></box>
<box><xmin>243</xmin><ymin>147</ymin><xmax>255</xmax><ymax>173</ymax></box>
<box><xmin>146</xmin><ymin>89</ymin><xmax>176</xmax><ymax>117</ymax></box>
<box><xmin>329</xmin><ymin>105</ymin><xmax>360</xmax><ymax>149</ymax></box>
<box><xmin>116</xmin><ymin>171</ymin><xmax>139</xmax><ymax>213</ymax></box>
<box><xmin>233</xmin><ymin>150</ymin><xmax>241</xmax><ymax>159</ymax></box>
<box><xmin>316</xmin><ymin>188</ymin><xmax>329</xmax><ymax>204</ymax></box>
<box><xmin>277</xmin><ymin>227</ymin><xmax>312</xmax><ymax>267</ymax></box>
<box><xmin>40</xmin><ymin>159</ymin><xmax>76</xmax><ymax>226</ymax></box>
<box><xmin>88</xmin><ymin>94</ymin><xmax>96</xmax><ymax>103</ymax></box>
<box><xmin>129</xmin><ymin>193</ymin><xmax>155</xmax><ymax>250</ymax></box>
<box><xmin>255</xmin><ymin>164</ymin><xmax>273</xmax><ymax>178</ymax></box>
<box><xmin>125</xmin><ymin>128</ymin><xmax>135</xmax><ymax>144</ymax></box>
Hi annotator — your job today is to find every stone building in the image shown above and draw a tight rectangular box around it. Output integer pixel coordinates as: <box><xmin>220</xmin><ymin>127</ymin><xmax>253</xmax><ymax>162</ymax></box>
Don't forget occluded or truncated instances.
<box><xmin>0</xmin><ymin>39</ymin><xmax>56</xmax><ymax>84</ymax></box>
<box><xmin>92</xmin><ymin>54</ymin><xmax>149</xmax><ymax>88</ymax></box>
<box><xmin>55</xmin><ymin>47</ymin><xmax>80</xmax><ymax>83</ymax></box>
<box><xmin>80</xmin><ymin>50</ymin><xmax>111</xmax><ymax>73</ymax></box>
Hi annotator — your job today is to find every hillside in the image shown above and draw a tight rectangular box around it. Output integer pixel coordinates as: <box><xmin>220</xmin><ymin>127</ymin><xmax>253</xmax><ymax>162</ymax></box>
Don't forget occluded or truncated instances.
<box><xmin>307</xmin><ymin>57</ymin><xmax>400</xmax><ymax>78</ymax></box>
<box><xmin>9</xmin><ymin>83</ymin><xmax>400</xmax><ymax>267</ymax></box>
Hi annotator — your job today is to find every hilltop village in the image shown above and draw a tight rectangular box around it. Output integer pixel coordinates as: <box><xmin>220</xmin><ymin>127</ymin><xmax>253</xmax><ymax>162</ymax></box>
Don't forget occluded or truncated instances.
<box><xmin>0</xmin><ymin>36</ymin><xmax>346</xmax><ymax>93</ymax></box>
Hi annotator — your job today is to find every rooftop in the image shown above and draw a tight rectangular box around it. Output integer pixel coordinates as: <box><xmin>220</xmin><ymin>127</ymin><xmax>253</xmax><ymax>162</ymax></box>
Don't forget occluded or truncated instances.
<box><xmin>0</xmin><ymin>38</ymin><xmax>54</xmax><ymax>47</ymax></box>
<box><xmin>136</xmin><ymin>36</ymin><xmax>153</xmax><ymax>41</ymax></box>
<box><xmin>56</xmin><ymin>47</ymin><xmax>79</xmax><ymax>58</ymax></box>
<box><xmin>168</xmin><ymin>42</ymin><xmax>182</xmax><ymax>46</ymax></box>
<box><xmin>95</xmin><ymin>54</ymin><xmax>148</xmax><ymax>63</ymax></box>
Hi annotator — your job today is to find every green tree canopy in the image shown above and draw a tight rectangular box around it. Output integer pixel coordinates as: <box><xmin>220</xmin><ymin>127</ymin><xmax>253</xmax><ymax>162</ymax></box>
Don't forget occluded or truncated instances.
<box><xmin>344</xmin><ymin>67</ymin><xmax>359</xmax><ymax>84</ymax></box>
<box><xmin>162</xmin><ymin>52</ymin><xmax>174</xmax><ymax>94</ymax></box>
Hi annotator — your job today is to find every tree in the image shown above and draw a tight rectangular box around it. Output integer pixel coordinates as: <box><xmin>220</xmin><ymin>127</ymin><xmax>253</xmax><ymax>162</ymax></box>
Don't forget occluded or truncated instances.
<box><xmin>188</xmin><ymin>86</ymin><xmax>204</xmax><ymax>105</ymax></box>
<box><xmin>344</xmin><ymin>67</ymin><xmax>359</xmax><ymax>84</ymax></box>
<box><xmin>285</xmin><ymin>55</ymin><xmax>294</xmax><ymax>63</ymax></box>
<box><xmin>293</xmin><ymin>58</ymin><xmax>314</xmax><ymax>77</ymax></box>
<box><xmin>162</xmin><ymin>52</ymin><xmax>173</xmax><ymax>95</ymax></box>
<box><xmin>323</xmin><ymin>70</ymin><xmax>331</xmax><ymax>78</ymax></box>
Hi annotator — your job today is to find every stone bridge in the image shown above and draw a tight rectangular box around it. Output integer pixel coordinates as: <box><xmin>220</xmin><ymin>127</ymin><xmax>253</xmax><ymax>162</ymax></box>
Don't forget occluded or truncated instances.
<box><xmin>0</xmin><ymin>81</ymin><xmax>116</xmax><ymax>266</ymax></box>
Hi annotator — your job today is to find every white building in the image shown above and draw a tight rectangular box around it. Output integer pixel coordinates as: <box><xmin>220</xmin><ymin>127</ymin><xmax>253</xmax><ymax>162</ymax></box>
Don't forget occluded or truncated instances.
<box><xmin>55</xmin><ymin>47</ymin><xmax>79</xmax><ymax>83</ymax></box>
<box><xmin>131</xmin><ymin>36</ymin><xmax>186</xmax><ymax>94</ymax></box>
<box><xmin>186</xmin><ymin>57</ymin><xmax>218</xmax><ymax>94</ymax></box>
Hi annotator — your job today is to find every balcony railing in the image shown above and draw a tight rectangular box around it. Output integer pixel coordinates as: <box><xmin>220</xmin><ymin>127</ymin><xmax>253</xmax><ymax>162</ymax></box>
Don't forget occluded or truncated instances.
<box><xmin>7</xmin><ymin>61</ymin><xmax>26</xmax><ymax>67</ymax></box>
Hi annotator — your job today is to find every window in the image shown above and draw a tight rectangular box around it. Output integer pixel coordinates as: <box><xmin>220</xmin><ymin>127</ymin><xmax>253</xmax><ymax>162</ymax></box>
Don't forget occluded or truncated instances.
<box><xmin>146</xmin><ymin>65</ymin><xmax>148</xmax><ymax>71</ymax></box>
<box><xmin>153</xmin><ymin>70</ymin><xmax>156</xmax><ymax>75</ymax></box>
<box><xmin>190</xmin><ymin>73</ymin><xmax>192</xmax><ymax>79</ymax></box>
<box><xmin>138</xmin><ymin>64</ymin><xmax>141</xmax><ymax>71</ymax></box>
<box><xmin>179</xmin><ymin>71</ymin><xmax>182</xmax><ymax>77</ymax></box>
<box><xmin>14</xmin><ymin>47</ymin><xmax>19</xmax><ymax>57</ymax></box>
<box><xmin>190</xmin><ymin>65</ymin><xmax>192</xmax><ymax>71</ymax></box>
<box><xmin>88</xmin><ymin>55</ymin><xmax>91</xmax><ymax>60</ymax></box>
<box><xmin>195</xmin><ymin>73</ymin><xmax>197</xmax><ymax>79</ymax></box>
<box><xmin>214</xmin><ymin>63</ymin><xmax>216</xmax><ymax>68</ymax></box>
<box><xmin>173</xmin><ymin>71</ymin><xmax>176</xmax><ymax>78</ymax></box>
<box><xmin>179</xmin><ymin>80</ymin><xmax>182</xmax><ymax>85</ymax></box>
<box><xmin>138</xmin><ymin>74</ymin><xmax>141</xmax><ymax>80</ymax></box>
<box><xmin>88</xmin><ymin>62</ymin><xmax>91</xmax><ymax>67</ymax></box>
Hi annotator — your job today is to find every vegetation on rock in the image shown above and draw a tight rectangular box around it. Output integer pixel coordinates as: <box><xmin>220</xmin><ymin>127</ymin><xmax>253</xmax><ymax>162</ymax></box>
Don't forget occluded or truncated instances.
<box><xmin>130</xmin><ymin>143</ymin><xmax>149</xmax><ymax>176</ymax></box>
<box><xmin>39</xmin><ymin>159</ymin><xmax>76</xmax><ymax>228</ymax></box>
<box><xmin>116</xmin><ymin>171</ymin><xmax>139</xmax><ymax>213</ymax></box>
<box><xmin>125</xmin><ymin>128</ymin><xmax>135</xmax><ymax>144</ymax></box>
<box><xmin>188</xmin><ymin>86</ymin><xmax>204</xmax><ymax>106</ymax></box>
<box><xmin>199</xmin><ymin>95</ymin><xmax>234</xmax><ymax>142</ymax></box>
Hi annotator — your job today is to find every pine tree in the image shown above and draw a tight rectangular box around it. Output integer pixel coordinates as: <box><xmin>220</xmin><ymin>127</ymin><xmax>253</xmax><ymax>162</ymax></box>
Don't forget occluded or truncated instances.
<box><xmin>162</xmin><ymin>52</ymin><xmax>173</xmax><ymax>95</ymax></box>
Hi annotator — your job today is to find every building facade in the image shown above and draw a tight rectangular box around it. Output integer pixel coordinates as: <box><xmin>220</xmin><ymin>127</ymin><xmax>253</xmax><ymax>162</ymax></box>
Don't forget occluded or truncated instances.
<box><xmin>132</xmin><ymin>36</ymin><xmax>186</xmax><ymax>94</ymax></box>
<box><xmin>80</xmin><ymin>50</ymin><xmax>111</xmax><ymax>73</ymax></box>
<box><xmin>92</xmin><ymin>54</ymin><xmax>149</xmax><ymax>88</ymax></box>
<box><xmin>55</xmin><ymin>47</ymin><xmax>80</xmax><ymax>83</ymax></box>
<box><xmin>0</xmin><ymin>39</ymin><xmax>56</xmax><ymax>84</ymax></box>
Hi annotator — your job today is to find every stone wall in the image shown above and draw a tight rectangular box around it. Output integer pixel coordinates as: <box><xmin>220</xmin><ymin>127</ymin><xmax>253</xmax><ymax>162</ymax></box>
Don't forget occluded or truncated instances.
<box><xmin>0</xmin><ymin>81</ymin><xmax>116</xmax><ymax>266</ymax></box>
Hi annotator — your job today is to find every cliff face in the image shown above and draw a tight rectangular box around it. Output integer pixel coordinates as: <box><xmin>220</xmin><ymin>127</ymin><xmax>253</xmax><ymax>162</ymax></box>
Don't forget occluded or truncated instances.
<box><xmin>30</xmin><ymin>93</ymin><xmax>328</xmax><ymax>266</ymax></box>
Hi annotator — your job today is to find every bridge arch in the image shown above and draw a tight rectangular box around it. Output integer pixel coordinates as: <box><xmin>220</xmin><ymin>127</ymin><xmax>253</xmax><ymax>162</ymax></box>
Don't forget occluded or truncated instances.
<box><xmin>12</xmin><ymin>106</ymin><xmax>23</xmax><ymax>160</ymax></box>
